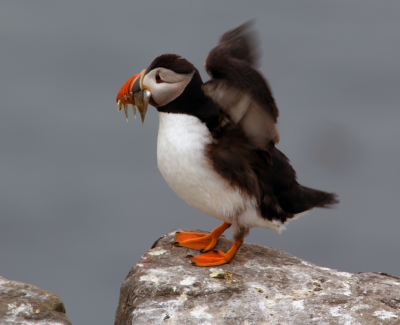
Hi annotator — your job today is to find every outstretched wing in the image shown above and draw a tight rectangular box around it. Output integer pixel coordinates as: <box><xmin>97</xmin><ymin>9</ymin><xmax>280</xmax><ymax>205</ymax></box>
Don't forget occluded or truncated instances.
<box><xmin>203</xmin><ymin>21</ymin><xmax>280</xmax><ymax>150</ymax></box>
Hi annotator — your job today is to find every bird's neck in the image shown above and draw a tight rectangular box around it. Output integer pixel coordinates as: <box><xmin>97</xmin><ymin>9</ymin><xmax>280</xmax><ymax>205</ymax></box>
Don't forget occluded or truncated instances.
<box><xmin>156</xmin><ymin>70</ymin><xmax>220</xmax><ymax>132</ymax></box>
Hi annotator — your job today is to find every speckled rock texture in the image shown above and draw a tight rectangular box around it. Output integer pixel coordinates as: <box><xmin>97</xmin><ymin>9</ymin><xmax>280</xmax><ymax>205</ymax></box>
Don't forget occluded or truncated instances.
<box><xmin>0</xmin><ymin>276</ymin><xmax>71</xmax><ymax>325</ymax></box>
<box><xmin>115</xmin><ymin>229</ymin><xmax>400</xmax><ymax>325</ymax></box>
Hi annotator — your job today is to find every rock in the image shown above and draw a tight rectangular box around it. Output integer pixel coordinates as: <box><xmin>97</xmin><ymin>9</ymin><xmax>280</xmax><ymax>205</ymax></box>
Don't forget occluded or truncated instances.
<box><xmin>115</xmin><ymin>229</ymin><xmax>400</xmax><ymax>325</ymax></box>
<box><xmin>0</xmin><ymin>276</ymin><xmax>71</xmax><ymax>325</ymax></box>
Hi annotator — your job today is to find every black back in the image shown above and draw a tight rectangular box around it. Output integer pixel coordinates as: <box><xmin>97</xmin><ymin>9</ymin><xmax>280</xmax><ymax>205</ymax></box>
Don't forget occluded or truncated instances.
<box><xmin>204</xmin><ymin>22</ymin><xmax>338</xmax><ymax>222</ymax></box>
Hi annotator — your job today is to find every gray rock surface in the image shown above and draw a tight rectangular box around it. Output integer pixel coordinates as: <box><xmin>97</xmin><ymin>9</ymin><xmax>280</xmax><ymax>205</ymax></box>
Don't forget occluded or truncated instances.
<box><xmin>115</xmin><ymin>230</ymin><xmax>400</xmax><ymax>325</ymax></box>
<box><xmin>0</xmin><ymin>276</ymin><xmax>71</xmax><ymax>325</ymax></box>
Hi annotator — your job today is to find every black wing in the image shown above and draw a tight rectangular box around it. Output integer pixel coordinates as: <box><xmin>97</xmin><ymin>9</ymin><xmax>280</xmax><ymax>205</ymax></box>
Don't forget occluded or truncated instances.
<box><xmin>204</xmin><ymin>22</ymin><xmax>338</xmax><ymax>223</ymax></box>
<box><xmin>203</xmin><ymin>21</ymin><xmax>279</xmax><ymax>150</ymax></box>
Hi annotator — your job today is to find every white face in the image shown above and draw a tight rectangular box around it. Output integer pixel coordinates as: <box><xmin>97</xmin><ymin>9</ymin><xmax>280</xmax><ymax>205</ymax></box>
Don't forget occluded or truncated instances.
<box><xmin>142</xmin><ymin>68</ymin><xmax>194</xmax><ymax>107</ymax></box>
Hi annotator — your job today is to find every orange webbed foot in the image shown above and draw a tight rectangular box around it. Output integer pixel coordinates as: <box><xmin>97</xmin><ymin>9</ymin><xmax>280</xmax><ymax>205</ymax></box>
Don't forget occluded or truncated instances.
<box><xmin>187</xmin><ymin>239</ymin><xmax>243</xmax><ymax>267</ymax></box>
<box><xmin>187</xmin><ymin>250</ymin><xmax>230</xmax><ymax>266</ymax></box>
<box><xmin>174</xmin><ymin>222</ymin><xmax>231</xmax><ymax>252</ymax></box>
<box><xmin>174</xmin><ymin>231</ymin><xmax>217</xmax><ymax>251</ymax></box>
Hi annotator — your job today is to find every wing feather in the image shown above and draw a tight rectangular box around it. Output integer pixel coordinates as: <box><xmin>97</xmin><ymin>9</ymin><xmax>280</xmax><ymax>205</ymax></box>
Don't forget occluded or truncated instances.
<box><xmin>204</xmin><ymin>21</ymin><xmax>279</xmax><ymax>150</ymax></box>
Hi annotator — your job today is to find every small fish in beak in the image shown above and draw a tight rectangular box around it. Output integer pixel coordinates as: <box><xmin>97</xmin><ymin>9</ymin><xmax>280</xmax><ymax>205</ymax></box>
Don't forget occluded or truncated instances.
<box><xmin>116</xmin><ymin>69</ymin><xmax>150</xmax><ymax>124</ymax></box>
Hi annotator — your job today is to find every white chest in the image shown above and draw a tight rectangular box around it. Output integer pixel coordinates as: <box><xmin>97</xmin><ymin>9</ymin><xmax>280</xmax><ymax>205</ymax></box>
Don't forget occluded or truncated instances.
<box><xmin>156</xmin><ymin>112</ymin><xmax>244</xmax><ymax>220</ymax></box>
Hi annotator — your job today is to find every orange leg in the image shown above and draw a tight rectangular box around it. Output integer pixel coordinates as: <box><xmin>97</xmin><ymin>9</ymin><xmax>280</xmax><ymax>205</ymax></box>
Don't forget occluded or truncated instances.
<box><xmin>174</xmin><ymin>222</ymin><xmax>231</xmax><ymax>252</ymax></box>
<box><xmin>188</xmin><ymin>237</ymin><xmax>244</xmax><ymax>267</ymax></box>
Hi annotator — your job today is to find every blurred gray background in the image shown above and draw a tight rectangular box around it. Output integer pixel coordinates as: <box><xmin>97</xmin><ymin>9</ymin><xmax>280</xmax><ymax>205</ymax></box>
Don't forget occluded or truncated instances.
<box><xmin>1</xmin><ymin>1</ymin><xmax>399</xmax><ymax>324</ymax></box>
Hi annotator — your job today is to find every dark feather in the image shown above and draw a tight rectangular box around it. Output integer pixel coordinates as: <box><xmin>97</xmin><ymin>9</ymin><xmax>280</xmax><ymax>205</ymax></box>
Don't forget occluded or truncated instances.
<box><xmin>218</xmin><ymin>20</ymin><xmax>261</xmax><ymax>67</ymax></box>
<box><xmin>203</xmin><ymin>81</ymin><xmax>279</xmax><ymax>149</ymax></box>
<box><xmin>204</xmin><ymin>22</ymin><xmax>279</xmax><ymax>152</ymax></box>
<box><xmin>207</xmin><ymin>128</ymin><xmax>338</xmax><ymax>223</ymax></box>
<box><xmin>146</xmin><ymin>54</ymin><xmax>195</xmax><ymax>75</ymax></box>
<box><xmin>204</xmin><ymin>23</ymin><xmax>338</xmax><ymax>223</ymax></box>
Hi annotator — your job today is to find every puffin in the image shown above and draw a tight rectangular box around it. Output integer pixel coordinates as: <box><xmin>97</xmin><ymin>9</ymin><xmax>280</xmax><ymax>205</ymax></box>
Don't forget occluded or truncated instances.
<box><xmin>115</xmin><ymin>22</ymin><xmax>338</xmax><ymax>267</ymax></box>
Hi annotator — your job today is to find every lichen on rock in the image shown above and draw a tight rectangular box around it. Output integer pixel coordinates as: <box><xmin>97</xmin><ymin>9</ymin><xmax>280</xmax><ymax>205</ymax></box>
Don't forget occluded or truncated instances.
<box><xmin>114</xmin><ymin>229</ymin><xmax>400</xmax><ymax>325</ymax></box>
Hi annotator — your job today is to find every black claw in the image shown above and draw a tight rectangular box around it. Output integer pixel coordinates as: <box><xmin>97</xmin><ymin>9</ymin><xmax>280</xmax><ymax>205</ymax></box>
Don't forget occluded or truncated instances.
<box><xmin>175</xmin><ymin>231</ymin><xmax>181</xmax><ymax>234</ymax></box>
<box><xmin>172</xmin><ymin>241</ymin><xmax>180</xmax><ymax>245</ymax></box>
<box><xmin>186</xmin><ymin>254</ymin><xmax>194</xmax><ymax>258</ymax></box>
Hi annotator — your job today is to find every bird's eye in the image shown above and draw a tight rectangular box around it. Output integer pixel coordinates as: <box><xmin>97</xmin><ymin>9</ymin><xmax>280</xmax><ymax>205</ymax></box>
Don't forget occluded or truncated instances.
<box><xmin>155</xmin><ymin>72</ymin><xmax>163</xmax><ymax>83</ymax></box>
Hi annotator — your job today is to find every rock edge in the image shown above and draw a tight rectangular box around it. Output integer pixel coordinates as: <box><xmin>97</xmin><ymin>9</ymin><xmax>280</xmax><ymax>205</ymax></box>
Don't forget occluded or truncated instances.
<box><xmin>115</xmin><ymin>229</ymin><xmax>400</xmax><ymax>325</ymax></box>
<box><xmin>0</xmin><ymin>275</ymin><xmax>71</xmax><ymax>325</ymax></box>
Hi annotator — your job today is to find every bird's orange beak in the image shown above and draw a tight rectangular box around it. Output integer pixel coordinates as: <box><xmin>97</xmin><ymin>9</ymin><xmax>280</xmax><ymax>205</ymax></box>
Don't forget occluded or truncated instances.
<box><xmin>116</xmin><ymin>69</ymin><xmax>150</xmax><ymax>123</ymax></box>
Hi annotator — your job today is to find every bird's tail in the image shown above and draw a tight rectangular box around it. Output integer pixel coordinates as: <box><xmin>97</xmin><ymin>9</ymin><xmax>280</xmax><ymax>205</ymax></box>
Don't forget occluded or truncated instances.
<box><xmin>278</xmin><ymin>185</ymin><xmax>339</xmax><ymax>215</ymax></box>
